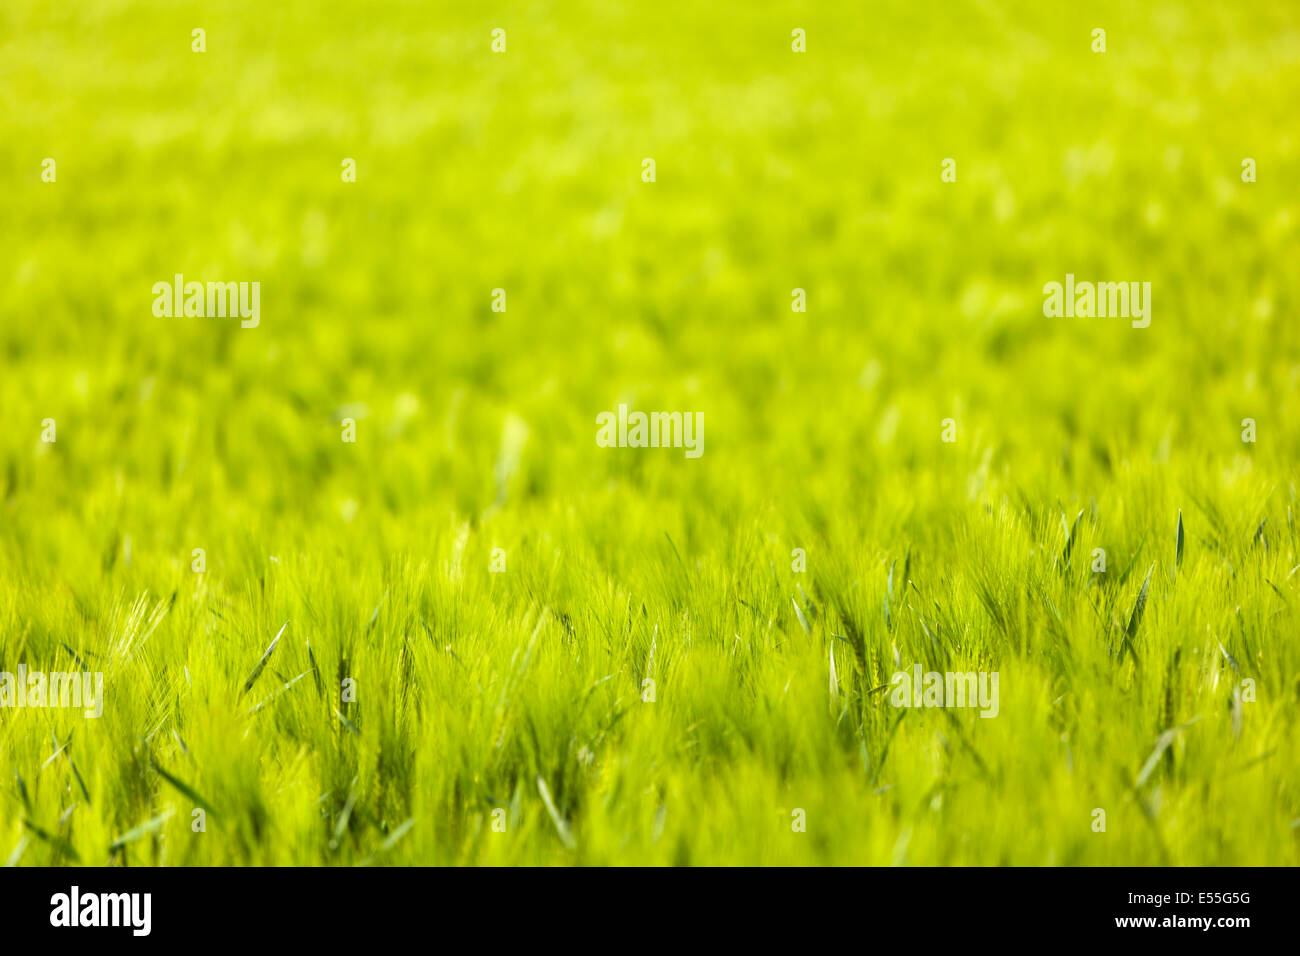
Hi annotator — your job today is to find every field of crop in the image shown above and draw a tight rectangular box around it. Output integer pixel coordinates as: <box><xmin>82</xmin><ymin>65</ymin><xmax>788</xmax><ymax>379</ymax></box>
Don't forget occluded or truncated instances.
<box><xmin>1</xmin><ymin>0</ymin><xmax>1298</xmax><ymax>866</ymax></box>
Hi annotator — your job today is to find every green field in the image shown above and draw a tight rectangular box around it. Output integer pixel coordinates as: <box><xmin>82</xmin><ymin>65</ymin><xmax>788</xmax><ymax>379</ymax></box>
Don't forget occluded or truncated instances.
<box><xmin>2</xmin><ymin>1</ymin><xmax>1298</xmax><ymax>865</ymax></box>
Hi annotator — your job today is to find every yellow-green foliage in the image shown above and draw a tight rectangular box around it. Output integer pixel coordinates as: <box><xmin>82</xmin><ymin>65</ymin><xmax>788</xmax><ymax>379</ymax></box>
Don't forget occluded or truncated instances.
<box><xmin>0</xmin><ymin>1</ymin><xmax>1298</xmax><ymax>864</ymax></box>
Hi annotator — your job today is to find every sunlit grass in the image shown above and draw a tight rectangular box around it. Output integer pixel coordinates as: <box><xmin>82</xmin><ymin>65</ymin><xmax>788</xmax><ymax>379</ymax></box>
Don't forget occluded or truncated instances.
<box><xmin>1</xmin><ymin>0</ymin><xmax>1298</xmax><ymax>865</ymax></box>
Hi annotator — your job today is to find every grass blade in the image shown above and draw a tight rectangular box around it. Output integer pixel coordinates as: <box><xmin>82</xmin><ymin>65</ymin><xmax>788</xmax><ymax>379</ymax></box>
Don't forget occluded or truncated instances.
<box><xmin>1175</xmin><ymin>510</ymin><xmax>1185</xmax><ymax>570</ymax></box>
<box><xmin>537</xmin><ymin>776</ymin><xmax>576</xmax><ymax>849</ymax></box>
<box><xmin>110</xmin><ymin>809</ymin><xmax>175</xmax><ymax>850</ymax></box>
<box><xmin>241</xmin><ymin>620</ymin><xmax>289</xmax><ymax>698</ymax></box>
<box><xmin>1119</xmin><ymin>562</ymin><xmax>1154</xmax><ymax>663</ymax></box>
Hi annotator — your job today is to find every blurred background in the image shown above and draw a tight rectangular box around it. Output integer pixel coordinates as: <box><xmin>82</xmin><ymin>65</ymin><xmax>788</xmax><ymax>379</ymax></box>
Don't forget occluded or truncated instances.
<box><xmin>3</xmin><ymin>1</ymin><xmax>1298</xmax><ymax>543</ymax></box>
